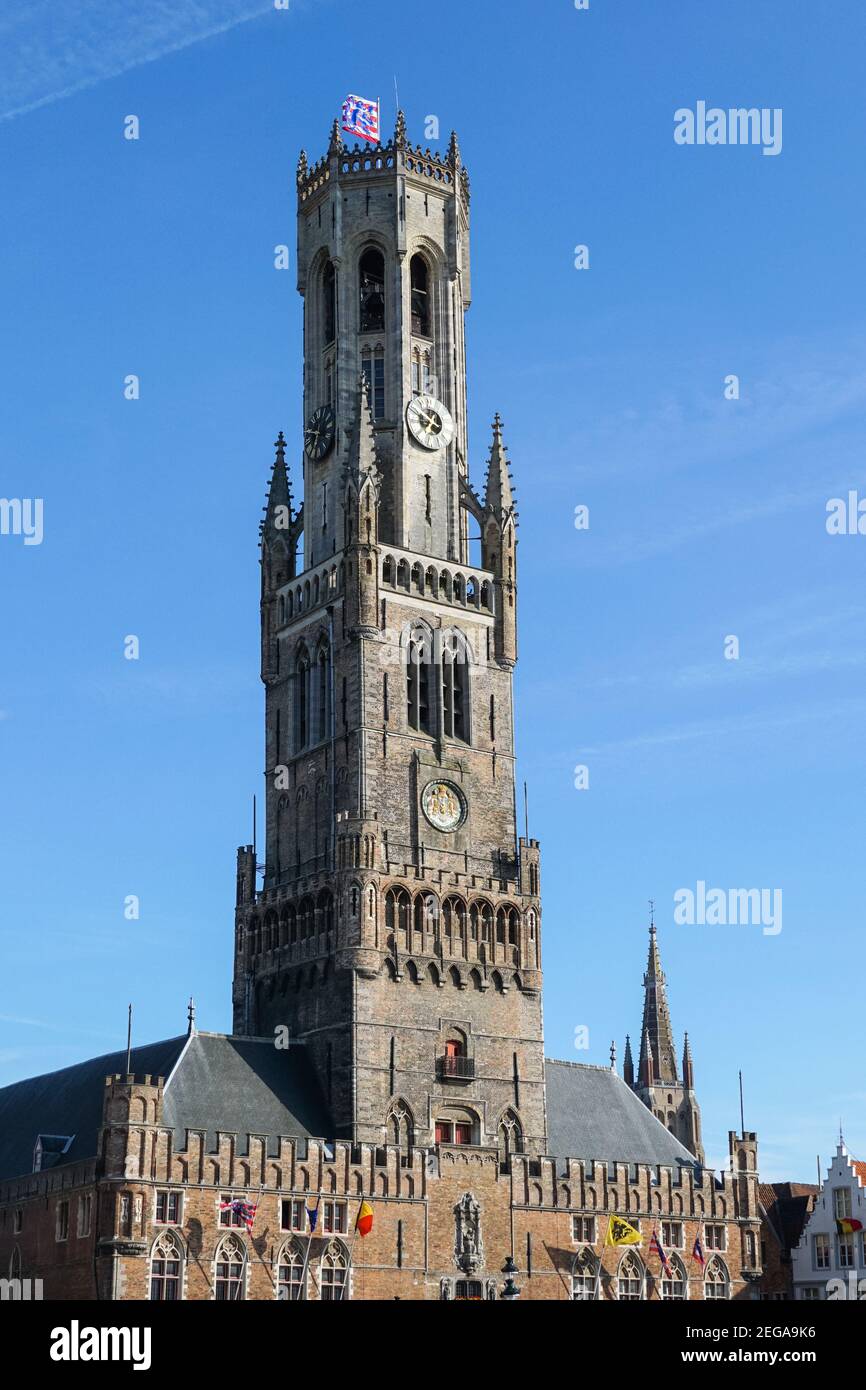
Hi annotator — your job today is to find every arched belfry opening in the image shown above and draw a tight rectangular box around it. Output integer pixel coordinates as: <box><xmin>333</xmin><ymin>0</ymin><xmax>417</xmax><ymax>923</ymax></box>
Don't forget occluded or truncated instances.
<box><xmin>359</xmin><ymin>248</ymin><xmax>385</xmax><ymax>332</ymax></box>
<box><xmin>410</xmin><ymin>253</ymin><xmax>430</xmax><ymax>336</ymax></box>
<box><xmin>323</xmin><ymin>260</ymin><xmax>336</xmax><ymax>345</ymax></box>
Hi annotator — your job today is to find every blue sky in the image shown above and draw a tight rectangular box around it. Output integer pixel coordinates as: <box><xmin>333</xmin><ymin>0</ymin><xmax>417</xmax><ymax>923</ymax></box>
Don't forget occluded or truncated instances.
<box><xmin>1</xmin><ymin>0</ymin><xmax>864</xmax><ymax>1181</ymax></box>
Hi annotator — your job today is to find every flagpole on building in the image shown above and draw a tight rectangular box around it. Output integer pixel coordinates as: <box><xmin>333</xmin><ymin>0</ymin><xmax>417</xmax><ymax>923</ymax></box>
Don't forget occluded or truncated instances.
<box><xmin>339</xmin><ymin>1200</ymin><xmax>364</xmax><ymax>1301</ymax></box>
<box><xmin>300</xmin><ymin>1195</ymin><xmax>320</xmax><ymax>1300</ymax></box>
<box><xmin>593</xmin><ymin>1216</ymin><xmax>610</xmax><ymax>1302</ymax></box>
<box><xmin>239</xmin><ymin>1186</ymin><xmax>265</xmax><ymax>1300</ymax></box>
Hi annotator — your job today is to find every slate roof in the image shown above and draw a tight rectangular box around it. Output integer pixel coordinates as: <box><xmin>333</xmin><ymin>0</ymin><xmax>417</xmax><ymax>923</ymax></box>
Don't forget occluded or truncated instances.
<box><xmin>544</xmin><ymin>1059</ymin><xmax>699</xmax><ymax>1170</ymax></box>
<box><xmin>161</xmin><ymin>1033</ymin><xmax>332</xmax><ymax>1153</ymax></box>
<box><xmin>0</xmin><ymin>1033</ymin><xmax>333</xmax><ymax>1183</ymax></box>
<box><xmin>0</xmin><ymin>1036</ymin><xmax>188</xmax><ymax>1182</ymax></box>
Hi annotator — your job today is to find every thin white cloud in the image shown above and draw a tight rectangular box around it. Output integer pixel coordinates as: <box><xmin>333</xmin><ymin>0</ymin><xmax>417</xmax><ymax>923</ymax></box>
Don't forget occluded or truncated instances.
<box><xmin>0</xmin><ymin>1</ymin><xmax>276</xmax><ymax>123</ymax></box>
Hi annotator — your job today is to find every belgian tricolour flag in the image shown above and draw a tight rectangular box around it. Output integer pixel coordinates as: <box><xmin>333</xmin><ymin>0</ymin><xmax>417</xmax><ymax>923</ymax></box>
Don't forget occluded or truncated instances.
<box><xmin>836</xmin><ymin>1217</ymin><xmax>863</xmax><ymax>1235</ymax></box>
<box><xmin>356</xmin><ymin>1201</ymin><xmax>374</xmax><ymax>1237</ymax></box>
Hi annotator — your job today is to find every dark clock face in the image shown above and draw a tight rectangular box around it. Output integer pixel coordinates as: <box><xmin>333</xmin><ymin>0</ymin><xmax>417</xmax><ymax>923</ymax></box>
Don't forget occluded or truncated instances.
<box><xmin>304</xmin><ymin>405</ymin><xmax>335</xmax><ymax>461</ymax></box>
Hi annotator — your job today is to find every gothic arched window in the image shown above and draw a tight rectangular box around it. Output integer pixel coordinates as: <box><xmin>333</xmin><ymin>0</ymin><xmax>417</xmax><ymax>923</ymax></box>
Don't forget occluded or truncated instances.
<box><xmin>320</xmin><ymin>1240</ymin><xmax>349</xmax><ymax>1300</ymax></box>
<box><xmin>276</xmin><ymin>1239</ymin><xmax>305</xmax><ymax>1301</ymax></box>
<box><xmin>385</xmin><ymin>886</ymin><xmax>411</xmax><ymax>942</ymax></box>
<box><xmin>410</xmin><ymin>254</ymin><xmax>430</xmax><ymax>336</ymax></box>
<box><xmin>150</xmin><ymin>1231</ymin><xmax>183</xmax><ymax>1301</ymax></box>
<box><xmin>315</xmin><ymin>642</ymin><xmax>331</xmax><ymax>743</ymax></box>
<box><xmin>441</xmin><ymin>630</ymin><xmax>469</xmax><ymax>742</ymax></box>
<box><xmin>406</xmin><ymin>624</ymin><xmax>433</xmax><ymax>735</ymax></box>
<box><xmin>359</xmin><ymin>248</ymin><xmax>385</xmax><ymax>332</ymax></box>
<box><xmin>571</xmin><ymin>1247</ymin><xmax>599</xmax><ymax>1301</ymax></box>
<box><xmin>323</xmin><ymin>260</ymin><xmax>336</xmax><ymax>344</ymax></box>
<box><xmin>704</xmin><ymin>1256</ymin><xmax>730</xmax><ymax>1300</ymax></box>
<box><xmin>294</xmin><ymin>646</ymin><xmax>310</xmax><ymax>751</ymax></box>
<box><xmin>662</xmin><ymin>1253</ymin><xmax>687</xmax><ymax>1301</ymax></box>
<box><xmin>387</xmin><ymin>1101</ymin><xmax>414</xmax><ymax>1153</ymax></box>
<box><xmin>617</xmin><ymin>1251</ymin><xmax>644</xmax><ymax>1301</ymax></box>
<box><xmin>214</xmin><ymin>1235</ymin><xmax>245</xmax><ymax>1301</ymax></box>
<box><xmin>497</xmin><ymin>1110</ymin><xmax>523</xmax><ymax>1165</ymax></box>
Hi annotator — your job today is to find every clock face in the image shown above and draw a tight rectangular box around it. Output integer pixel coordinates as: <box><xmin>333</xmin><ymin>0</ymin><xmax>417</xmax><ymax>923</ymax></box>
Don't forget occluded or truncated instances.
<box><xmin>421</xmin><ymin>780</ymin><xmax>466</xmax><ymax>833</ymax></box>
<box><xmin>304</xmin><ymin>405</ymin><xmax>335</xmax><ymax>461</ymax></box>
<box><xmin>406</xmin><ymin>393</ymin><xmax>455</xmax><ymax>451</ymax></box>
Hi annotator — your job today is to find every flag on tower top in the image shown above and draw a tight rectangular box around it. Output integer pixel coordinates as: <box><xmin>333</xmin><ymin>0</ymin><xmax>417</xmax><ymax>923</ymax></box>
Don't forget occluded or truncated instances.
<box><xmin>342</xmin><ymin>94</ymin><xmax>380</xmax><ymax>144</ymax></box>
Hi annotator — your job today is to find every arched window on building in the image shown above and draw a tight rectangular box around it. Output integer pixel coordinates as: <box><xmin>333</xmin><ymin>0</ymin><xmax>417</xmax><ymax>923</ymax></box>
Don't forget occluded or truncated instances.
<box><xmin>497</xmin><ymin>1110</ymin><xmax>523</xmax><ymax>1166</ymax></box>
<box><xmin>214</xmin><ymin>1235</ymin><xmax>245</xmax><ymax>1301</ymax></box>
<box><xmin>617</xmin><ymin>1251</ymin><xmax>645</xmax><ymax>1301</ymax></box>
<box><xmin>294</xmin><ymin>646</ymin><xmax>310</xmax><ymax>752</ymax></box>
<box><xmin>385</xmin><ymin>886</ymin><xmax>412</xmax><ymax>944</ymax></box>
<box><xmin>323</xmin><ymin>260</ymin><xmax>336</xmax><ymax>344</ymax></box>
<box><xmin>704</xmin><ymin>1256</ymin><xmax>730</xmax><ymax>1300</ymax></box>
<box><xmin>320</xmin><ymin>1240</ymin><xmax>349</xmax><ymax>1300</ymax></box>
<box><xmin>359</xmin><ymin>248</ymin><xmax>385</xmax><ymax>332</ymax></box>
<box><xmin>441</xmin><ymin>630</ymin><xmax>469</xmax><ymax>742</ymax></box>
<box><xmin>571</xmin><ymin>1247</ymin><xmax>599</xmax><ymax>1301</ymax></box>
<box><xmin>406</xmin><ymin>624</ymin><xmax>433</xmax><ymax>734</ymax></box>
<box><xmin>149</xmin><ymin>1231</ymin><xmax>183</xmax><ymax>1301</ymax></box>
<box><xmin>315</xmin><ymin>642</ymin><xmax>331</xmax><ymax>743</ymax></box>
<box><xmin>387</xmin><ymin>1101</ymin><xmax>414</xmax><ymax>1155</ymax></box>
<box><xmin>276</xmin><ymin>1239</ymin><xmax>306</xmax><ymax>1301</ymax></box>
<box><xmin>662</xmin><ymin>1253</ymin><xmax>688</xmax><ymax>1300</ymax></box>
<box><xmin>410</xmin><ymin>254</ymin><xmax>430</xmax><ymax>336</ymax></box>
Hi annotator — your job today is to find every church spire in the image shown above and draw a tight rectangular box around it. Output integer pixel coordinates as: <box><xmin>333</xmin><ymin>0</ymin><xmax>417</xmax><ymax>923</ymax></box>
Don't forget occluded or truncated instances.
<box><xmin>484</xmin><ymin>413</ymin><xmax>516</xmax><ymax>520</ymax></box>
<box><xmin>623</xmin><ymin>1033</ymin><xmax>634</xmax><ymax>1087</ymax></box>
<box><xmin>394</xmin><ymin>108</ymin><xmax>407</xmax><ymax>148</ymax></box>
<box><xmin>482</xmin><ymin>414</ymin><xmax>518</xmax><ymax>668</ymax></box>
<box><xmin>639</xmin><ymin>1025</ymin><xmax>655</xmax><ymax>1088</ymax></box>
<box><xmin>263</xmin><ymin>430</ymin><xmax>291</xmax><ymax>532</ymax></box>
<box><xmin>640</xmin><ymin>919</ymin><xmax>679</xmax><ymax>1085</ymax></box>
<box><xmin>682</xmin><ymin>1031</ymin><xmax>695</xmax><ymax>1089</ymax></box>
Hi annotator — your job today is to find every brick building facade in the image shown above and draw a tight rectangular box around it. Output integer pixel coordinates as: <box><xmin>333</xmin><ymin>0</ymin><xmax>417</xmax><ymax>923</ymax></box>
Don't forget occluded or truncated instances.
<box><xmin>0</xmin><ymin>111</ymin><xmax>764</xmax><ymax>1302</ymax></box>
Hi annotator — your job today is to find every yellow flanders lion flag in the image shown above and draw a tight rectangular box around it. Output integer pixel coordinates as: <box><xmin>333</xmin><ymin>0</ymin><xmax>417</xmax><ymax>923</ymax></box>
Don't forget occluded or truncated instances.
<box><xmin>604</xmin><ymin>1215</ymin><xmax>641</xmax><ymax>1247</ymax></box>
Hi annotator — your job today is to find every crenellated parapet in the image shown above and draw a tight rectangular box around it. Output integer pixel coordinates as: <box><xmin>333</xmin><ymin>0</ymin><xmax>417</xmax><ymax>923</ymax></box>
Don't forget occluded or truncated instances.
<box><xmin>297</xmin><ymin>115</ymin><xmax>469</xmax><ymax>214</ymax></box>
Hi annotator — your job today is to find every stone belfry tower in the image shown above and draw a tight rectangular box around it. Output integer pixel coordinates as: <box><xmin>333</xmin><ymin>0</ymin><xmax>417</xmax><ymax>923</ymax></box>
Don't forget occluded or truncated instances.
<box><xmin>623</xmin><ymin>920</ymin><xmax>704</xmax><ymax>1162</ymax></box>
<box><xmin>232</xmin><ymin>112</ymin><xmax>546</xmax><ymax>1157</ymax></box>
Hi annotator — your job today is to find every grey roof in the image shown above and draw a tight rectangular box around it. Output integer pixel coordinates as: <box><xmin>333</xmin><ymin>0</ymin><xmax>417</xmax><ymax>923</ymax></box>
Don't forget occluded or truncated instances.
<box><xmin>0</xmin><ymin>1036</ymin><xmax>187</xmax><ymax>1182</ymax></box>
<box><xmin>545</xmin><ymin>1059</ymin><xmax>698</xmax><ymax>1170</ymax></box>
<box><xmin>0</xmin><ymin>1033</ymin><xmax>333</xmax><ymax>1183</ymax></box>
<box><xmin>161</xmin><ymin>1033</ymin><xmax>332</xmax><ymax>1152</ymax></box>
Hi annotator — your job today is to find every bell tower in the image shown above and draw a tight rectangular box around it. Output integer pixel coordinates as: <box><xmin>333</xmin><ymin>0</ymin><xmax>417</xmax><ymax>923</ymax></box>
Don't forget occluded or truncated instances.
<box><xmin>232</xmin><ymin>112</ymin><xmax>546</xmax><ymax>1159</ymax></box>
<box><xmin>295</xmin><ymin>112</ymin><xmax>471</xmax><ymax>566</ymax></box>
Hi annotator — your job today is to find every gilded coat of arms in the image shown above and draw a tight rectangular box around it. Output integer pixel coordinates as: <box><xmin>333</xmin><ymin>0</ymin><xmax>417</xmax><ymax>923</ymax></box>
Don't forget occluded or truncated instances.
<box><xmin>421</xmin><ymin>780</ymin><xmax>465</xmax><ymax>832</ymax></box>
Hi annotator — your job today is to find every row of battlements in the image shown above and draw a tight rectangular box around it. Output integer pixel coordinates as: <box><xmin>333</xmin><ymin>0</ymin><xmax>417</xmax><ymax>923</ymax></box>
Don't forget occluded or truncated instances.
<box><xmin>1</xmin><ymin>1138</ymin><xmax>755</xmax><ymax>1225</ymax></box>
<box><xmin>297</xmin><ymin>116</ymin><xmax>469</xmax><ymax>210</ymax></box>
